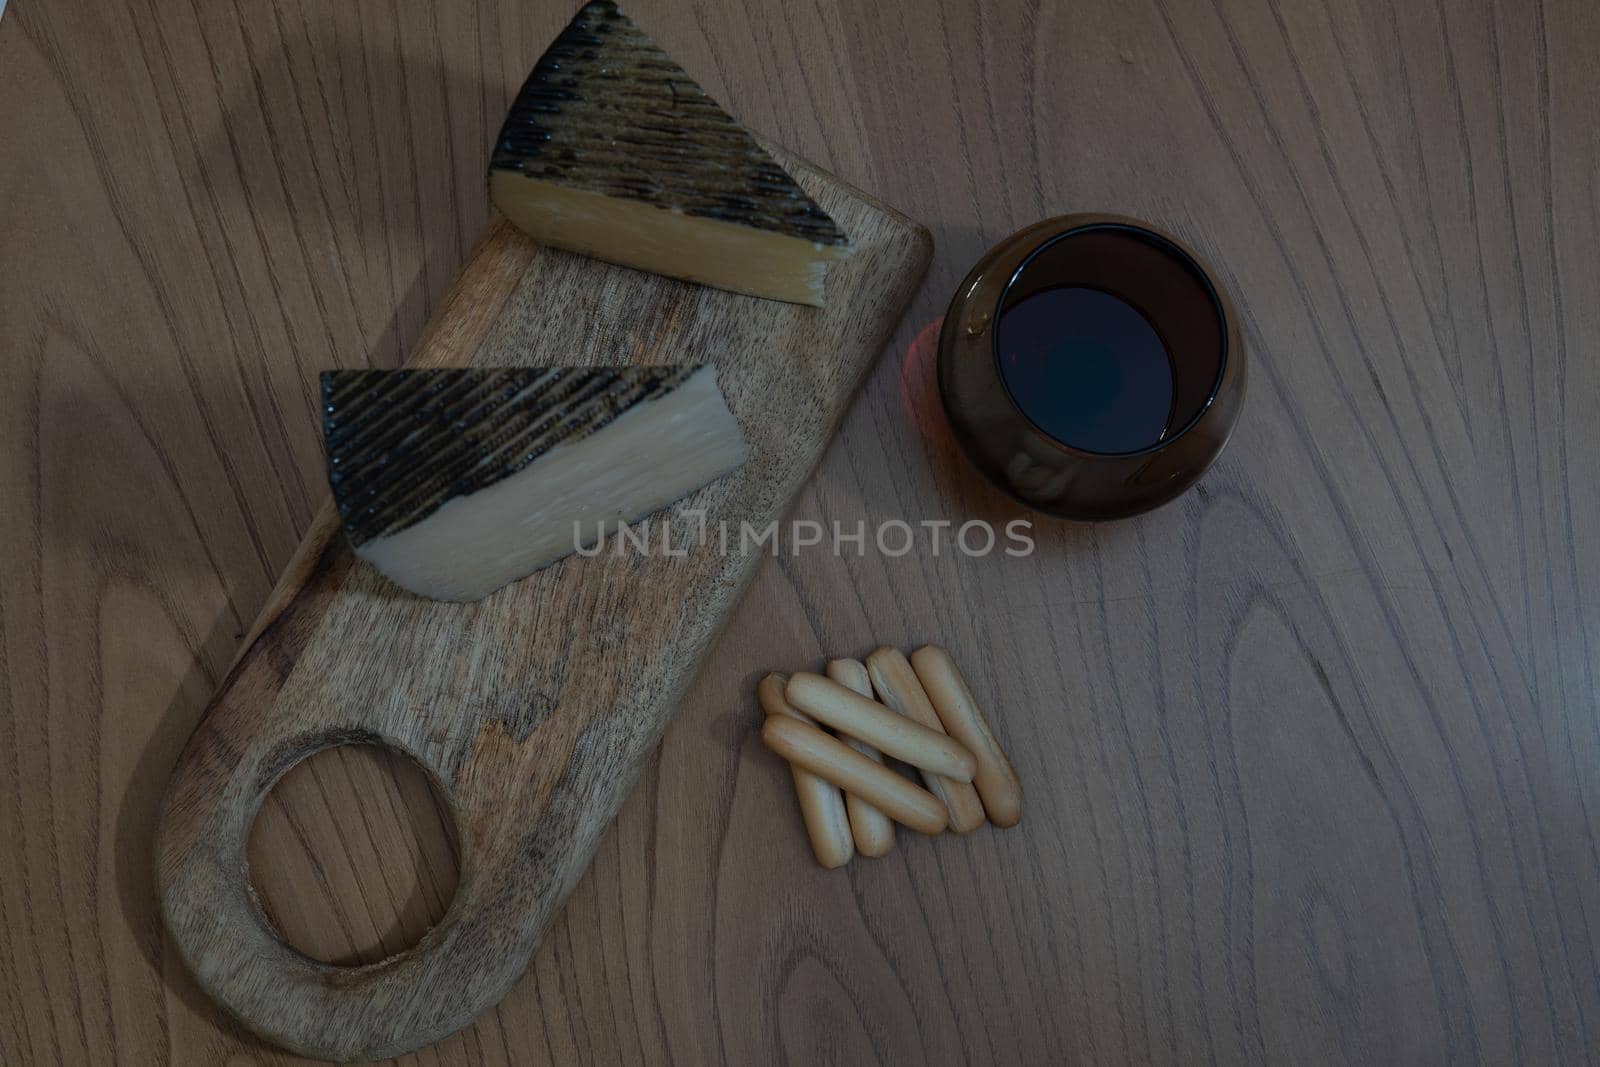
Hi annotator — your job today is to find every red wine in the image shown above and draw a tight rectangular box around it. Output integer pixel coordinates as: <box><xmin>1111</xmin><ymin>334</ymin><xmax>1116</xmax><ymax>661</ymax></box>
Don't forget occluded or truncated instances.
<box><xmin>939</xmin><ymin>216</ymin><xmax>1241</xmax><ymax>520</ymax></box>
<box><xmin>991</xmin><ymin>225</ymin><xmax>1223</xmax><ymax>457</ymax></box>
<box><xmin>996</xmin><ymin>286</ymin><xmax>1176</xmax><ymax>454</ymax></box>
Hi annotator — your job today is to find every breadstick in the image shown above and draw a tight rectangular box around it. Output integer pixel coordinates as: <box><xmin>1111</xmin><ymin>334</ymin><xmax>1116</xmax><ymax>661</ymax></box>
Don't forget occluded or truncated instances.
<box><xmin>761</xmin><ymin>715</ymin><xmax>948</xmax><ymax>836</ymax></box>
<box><xmin>785</xmin><ymin>673</ymin><xmax>976</xmax><ymax>781</ymax></box>
<box><xmin>825</xmin><ymin>659</ymin><xmax>896</xmax><ymax>857</ymax></box>
<box><xmin>911</xmin><ymin>646</ymin><xmax>1022</xmax><ymax>827</ymax></box>
<box><xmin>758</xmin><ymin>673</ymin><xmax>853</xmax><ymax>868</ymax></box>
<box><xmin>865</xmin><ymin>646</ymin><xmax>987</xmax><ymax>833</ymax></box>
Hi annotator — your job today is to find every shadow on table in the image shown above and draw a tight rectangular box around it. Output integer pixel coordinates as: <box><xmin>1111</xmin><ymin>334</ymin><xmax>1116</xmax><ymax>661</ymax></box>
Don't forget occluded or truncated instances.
<box><xmin>104</xmin><ymin>16</ymin><xmax>514</xmax><ymax>1048</ymax></box>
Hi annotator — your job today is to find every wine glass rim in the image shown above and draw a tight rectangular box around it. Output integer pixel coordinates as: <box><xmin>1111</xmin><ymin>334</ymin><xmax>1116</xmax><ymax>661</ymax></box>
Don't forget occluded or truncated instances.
<box><xmin>993</xmin><ymin>219</ymin><xmax>1232</xmax><ymax>459</ymax></box>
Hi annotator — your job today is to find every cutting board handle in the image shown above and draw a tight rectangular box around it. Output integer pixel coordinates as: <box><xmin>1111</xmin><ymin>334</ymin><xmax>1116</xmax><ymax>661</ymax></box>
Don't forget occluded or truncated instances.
<box><xmin>157</xmin><ymin>512</ymin><xmax>544</xmax><ymax>1060</ymax></box>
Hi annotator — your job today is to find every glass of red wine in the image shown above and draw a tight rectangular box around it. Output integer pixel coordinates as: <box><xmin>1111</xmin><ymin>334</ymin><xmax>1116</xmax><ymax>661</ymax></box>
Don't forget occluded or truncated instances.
<box><xmin>938</xmin><ymin>215</ymin><xmax>1246</xmax><ymax>520</ymax></box>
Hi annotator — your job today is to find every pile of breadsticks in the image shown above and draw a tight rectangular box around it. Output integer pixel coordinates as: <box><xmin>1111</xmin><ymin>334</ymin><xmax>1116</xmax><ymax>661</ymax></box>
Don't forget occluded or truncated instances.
<box><xmin>758</xmin><ymin>645</ymin><xmax>1020</xmax><ymax>868</ymax></box>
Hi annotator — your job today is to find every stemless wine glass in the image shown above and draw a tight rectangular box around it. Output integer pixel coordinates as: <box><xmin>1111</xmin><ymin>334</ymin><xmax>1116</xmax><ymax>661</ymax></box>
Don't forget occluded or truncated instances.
<box><xmin>938</xmin><ymin>215</ymin><xmax>1246</xmax><ymax>520</ymax></box>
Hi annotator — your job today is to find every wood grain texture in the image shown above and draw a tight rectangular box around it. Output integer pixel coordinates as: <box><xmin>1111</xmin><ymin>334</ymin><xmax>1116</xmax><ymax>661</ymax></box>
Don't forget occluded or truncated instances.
<box><xmin>155</xmin><ymin>153</ymin><xmax>928</xmax><ymax>1058</ymax></box>
<box><xmin>4</xmin><ymin>0</ymin><xmax>1599</xmax><ymax>1064</ymax></box>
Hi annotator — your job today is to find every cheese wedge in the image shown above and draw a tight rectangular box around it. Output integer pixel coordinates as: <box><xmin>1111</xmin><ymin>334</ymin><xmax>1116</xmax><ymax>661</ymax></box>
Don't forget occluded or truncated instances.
<box><xmin>321</xmin><ymin>366</ymin><xmax>747</xmax><ymax>601</ymax></box>
<box><xmin>489</xmin><ymin>0</ymin><xmax>850</xmax><ymax>306</ymax></box>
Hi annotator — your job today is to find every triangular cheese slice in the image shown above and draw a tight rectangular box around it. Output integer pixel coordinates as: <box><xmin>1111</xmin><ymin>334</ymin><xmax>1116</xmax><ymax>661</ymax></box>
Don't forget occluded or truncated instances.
<box><xmin>488</xmin><ymin>0</ymin><xmax>850</xmax><ymax>306</ymax></box>
<box><xmin>322</xmin><ymin>366</ymin><xmax>747</xmax><ymax>601</ymax></box>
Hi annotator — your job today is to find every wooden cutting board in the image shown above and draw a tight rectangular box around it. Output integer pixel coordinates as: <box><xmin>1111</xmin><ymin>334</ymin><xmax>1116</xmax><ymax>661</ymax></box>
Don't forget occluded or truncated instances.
<box><xmin>156</xmin><ymin>146</ymin><xmax>931</xmax><ymax>1062</ymax></box>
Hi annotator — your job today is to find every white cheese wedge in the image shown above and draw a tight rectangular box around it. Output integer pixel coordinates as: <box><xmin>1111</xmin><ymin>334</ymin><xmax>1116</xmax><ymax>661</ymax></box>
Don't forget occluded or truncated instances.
<box><xmin>321</xmin><ymin>366</ymin><xmax>746</xmax><ymax>601</ymax></box>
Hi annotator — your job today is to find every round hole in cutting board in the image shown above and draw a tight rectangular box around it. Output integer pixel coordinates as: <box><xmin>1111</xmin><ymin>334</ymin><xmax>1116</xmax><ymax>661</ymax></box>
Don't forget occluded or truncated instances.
<box><xmin>246</xmin><ymin>743</ymin><xmax>460</xmax><ymax>966</ymax></box>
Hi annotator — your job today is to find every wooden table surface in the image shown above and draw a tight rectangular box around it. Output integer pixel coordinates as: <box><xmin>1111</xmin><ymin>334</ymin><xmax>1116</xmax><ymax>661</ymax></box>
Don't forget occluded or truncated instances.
<box><xmin>4</xmin><ymin>1</ymin><xmax>1598</xmax><ymax>1063</ymax></box>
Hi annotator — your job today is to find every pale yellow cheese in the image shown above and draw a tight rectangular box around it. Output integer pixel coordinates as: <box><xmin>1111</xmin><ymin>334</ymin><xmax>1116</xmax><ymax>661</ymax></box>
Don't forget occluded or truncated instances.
<box><xmin>488</xmin><ymin>0</ymin><xmax>850</xmax><ymax>306</ymax></box>
<box><xmin>490</xmin><ymin>174</ymin><xmax>847</xmax><ymax>306</ymax></box>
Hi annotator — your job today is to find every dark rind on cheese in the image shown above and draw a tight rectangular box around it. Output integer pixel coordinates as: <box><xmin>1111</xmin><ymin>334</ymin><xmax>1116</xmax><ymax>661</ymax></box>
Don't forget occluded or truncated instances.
<box><xmin>490</xmin><ymin>0</ymin><xmax>847</xmax><ymax>247</ymax></box>
<box><xmin>322</xmin><ymin>367</ymin><xmax>699</xmax><ymax>546</ymax></box>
